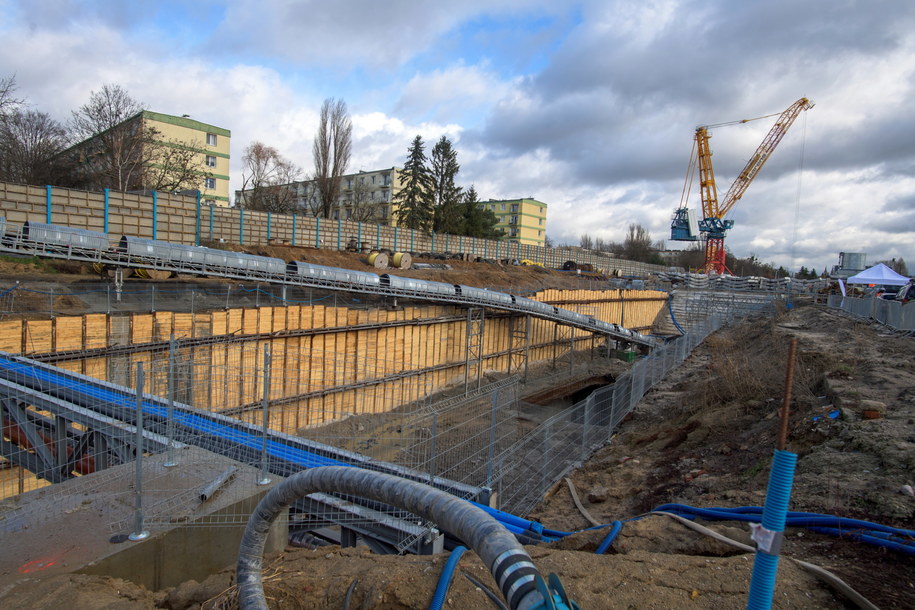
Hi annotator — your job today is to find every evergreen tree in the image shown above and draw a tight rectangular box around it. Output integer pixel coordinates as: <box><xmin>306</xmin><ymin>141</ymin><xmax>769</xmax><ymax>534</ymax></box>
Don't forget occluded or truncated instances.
<box><xmin>462</xmin><ymin>185</ymin><xmax>503</xmax><ymax>239</ymax></box>
<box><xmin>393</xmin><ymin>135</ymin><xmax>434</xmax><ymax>231</ymax></box>
<box><xmin>430</xmin><ymin>136</ymin><xmax>464</xmax><ymax>234</ymax></box>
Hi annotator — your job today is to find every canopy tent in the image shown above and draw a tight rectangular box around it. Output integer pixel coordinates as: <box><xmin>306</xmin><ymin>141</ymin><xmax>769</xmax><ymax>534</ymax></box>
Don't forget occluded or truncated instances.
<box><xmin>845</xmin><ymin>263</ymin><xmax>911</xmax><ymax>286</ymax></box>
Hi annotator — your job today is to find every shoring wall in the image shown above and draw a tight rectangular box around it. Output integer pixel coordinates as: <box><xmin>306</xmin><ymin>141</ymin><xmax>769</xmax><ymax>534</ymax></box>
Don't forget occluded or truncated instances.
<box><xmin>0</xmin><ymin>288</ymin><xmax>665</xmax><ymax>497</ymax></box>
<box><xmin>0</xmin><ymin>181</ymin><xmax>670</xmax><ymax>276</ymax></box>
<box><xmin>0</xmin><ymin>289</ymin><xmax>665</xmax><ymax>428</ymax></box>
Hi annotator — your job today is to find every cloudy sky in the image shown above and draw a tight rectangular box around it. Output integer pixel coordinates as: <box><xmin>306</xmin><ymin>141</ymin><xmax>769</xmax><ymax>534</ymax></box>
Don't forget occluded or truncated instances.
<box><xmin>1</xmin><ymin>0</ymin><xmax>913</xmax><ymax>273</ymax></box>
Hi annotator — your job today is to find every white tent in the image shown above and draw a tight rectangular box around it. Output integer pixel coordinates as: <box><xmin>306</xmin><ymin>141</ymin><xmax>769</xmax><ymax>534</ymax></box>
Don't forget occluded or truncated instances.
<box><xmin>845</xmin><ymin>263</ymin><xmax>911</xmax><ymax>286</ymax></box>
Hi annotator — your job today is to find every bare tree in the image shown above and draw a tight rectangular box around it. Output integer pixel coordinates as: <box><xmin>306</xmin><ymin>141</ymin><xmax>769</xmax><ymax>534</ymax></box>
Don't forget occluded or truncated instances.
<box><xmin>144</xmin><ymin>135</ymin><xmax>213</xmax><ymax>193</ymax></box>
<box><xmin>312</xmin><ymin>98</ymin><xmax>352</xmax><ymax>218</ymax></box>
<box><xmin>347</xmin><ymin>176</ymin><xmax>385</xmax><ymax>222</ymax></box>
<box><xmin>579</xmin><ymin>234</ymin><xmax>594</xmax><ymax>250</ymax></box>
<box><xmin>0</xmin><ymin>75</ymin><xmax>24</xmax><ymax>119</ymax></box>
<box><xmin>69</xmin><ymin>84</ymin><xmax>147</xmax><ymax>191</ymax></box>
<box><xmin>0</xmin><ymin>109</ymin><xmax>70</xmax><ymax>184</ymax></box>
<box><xmin>239</xmin><ymin>141</ymin><xmax>302</xmax><ymax>213</ymax></box>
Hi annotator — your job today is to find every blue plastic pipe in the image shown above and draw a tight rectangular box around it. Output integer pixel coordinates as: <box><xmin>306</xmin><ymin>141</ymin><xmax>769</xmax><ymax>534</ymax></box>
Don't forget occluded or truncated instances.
<box><xmin>430</xmin><ymin>545</ymin><xmax>467</xmax><ymax>610</ymax></box>
<box><xmin>747</xmin><ymin>449</ymin><xmax>797</xmax><ymax>610</ymax></box>
<box><xmin>595</xmin><ymin>521</ymin><xmax>622</xmax><ymax>555</ymax></box>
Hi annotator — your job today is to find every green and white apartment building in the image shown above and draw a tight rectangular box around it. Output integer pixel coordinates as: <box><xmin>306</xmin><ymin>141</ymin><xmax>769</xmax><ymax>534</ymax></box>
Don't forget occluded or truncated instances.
<box><xmin>66</xmin><ymin>111</ymin><xmax>231</xmax><ymax>206</ymax></box>
<box><xmin>481</xmin><ymin>198</ymin><xmax>548</xmax><ymax>247</ymax></box>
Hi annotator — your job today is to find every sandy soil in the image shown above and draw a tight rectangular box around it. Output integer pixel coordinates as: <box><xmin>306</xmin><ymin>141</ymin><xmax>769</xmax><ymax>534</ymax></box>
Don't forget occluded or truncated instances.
<box><xmin>0</xmin><ymin>253</ymin><xmax>912</xmax><ymax>608</ymax></box>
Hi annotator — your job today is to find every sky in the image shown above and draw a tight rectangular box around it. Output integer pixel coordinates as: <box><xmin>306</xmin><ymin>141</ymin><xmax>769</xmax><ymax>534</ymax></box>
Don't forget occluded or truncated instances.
<box><xmin>1</xmin><ymin>0</ymin><xmax>914</xmax><ymax>273</ymax></box>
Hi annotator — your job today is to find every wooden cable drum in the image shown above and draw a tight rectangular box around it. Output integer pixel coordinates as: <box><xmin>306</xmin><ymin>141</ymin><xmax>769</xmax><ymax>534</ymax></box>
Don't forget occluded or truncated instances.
<box><xmin>392</xmin><ymin>252</ymin><xmax>412</xmax><ymax>269</ymax></box>
<box><xmin>368</xmin><ymin>251</ymin><xmax>389</xmax><ymax>268</ymax></box>
<box><xmin>134</xmin><ymin>268</ymin><xmax>172</xmax><ymax>280</ymax></box>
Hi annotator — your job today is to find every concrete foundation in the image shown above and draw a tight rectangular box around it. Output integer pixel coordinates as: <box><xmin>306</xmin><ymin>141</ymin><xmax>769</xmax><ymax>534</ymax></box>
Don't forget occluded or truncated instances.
<box><xmin>0</xmin><ymin>446</ymin><xmax>286</xmax><ymax>592</ymax></box>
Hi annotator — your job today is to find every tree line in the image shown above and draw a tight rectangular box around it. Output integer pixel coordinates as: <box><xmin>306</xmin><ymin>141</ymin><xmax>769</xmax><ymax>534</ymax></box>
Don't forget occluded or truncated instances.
<box><xmin>0</xmin><ymin>77</ymin><xmax>213</xmax><ymax>193</ymax></box>
<box><xmin>392</xmin><ymin>135</ymin><xmax>502</xmax><ymax>239</ymax></box>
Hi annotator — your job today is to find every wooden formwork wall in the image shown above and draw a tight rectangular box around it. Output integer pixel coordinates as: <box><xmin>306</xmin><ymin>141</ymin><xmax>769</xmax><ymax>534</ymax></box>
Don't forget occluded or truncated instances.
<box><xmin>0</xmin><ymin>290</ymin><xmax>665</xmax><ymax>435</ymax></box>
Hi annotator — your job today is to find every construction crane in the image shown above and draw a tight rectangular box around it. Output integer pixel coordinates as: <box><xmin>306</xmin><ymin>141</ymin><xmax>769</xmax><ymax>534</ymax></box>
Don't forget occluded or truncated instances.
<box><xmin>670</xmin><ymin>97</ymin><xmax>814</xmax><ymax>274</ymax></box>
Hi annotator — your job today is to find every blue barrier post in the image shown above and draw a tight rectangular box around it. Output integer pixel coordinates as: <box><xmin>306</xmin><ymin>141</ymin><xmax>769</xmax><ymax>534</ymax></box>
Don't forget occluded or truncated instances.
<box><xmin>393</xmin><ymin>226</ymin><xmax>398</xmax><ymax>251</ymax></box>
<box><xmin>152</xmin><ymin>191</ymin><xmax>158</xmax><ymax>240</ymax></box>
<box><xmin>45</xmin><ymin>185</ymin><xmax>52</xmax><ymax>223</ymax></box>
<box><xmin>209</xmin><ymin>204</ymin><xmax>214</xmax><ymax>240</ymax></box>
<box><xmin>267</xmin><ymin>212</ymin><xmax>271</xmax><ymax>242</ymax></box>
<box><xmin>240</xmin><ymin>208</ymin><xmax>245</xmax><ymax>244</ymax></box>
<box><xmin>337</xmin><ymin>219</ymin><xmax>341</xmax><ymax>250</ymax></box>
<box><xmin>292</xmin><ymin>214</ymin><xmax>297</xmax><ymax>246</ymax></box>
<box><xmin>195</xmin><ymin>191</ymin><xmax>201</xmax><ymax>246</ymax></box>
<box><xmin>315</xmin><ymin>217</ymin><xmax>321</xmax><ymax>248</ymax></box>
<box><xmin>103</xmin><ymin>188</ymin><xmax>109</xmax><ymax>233</ymax></box>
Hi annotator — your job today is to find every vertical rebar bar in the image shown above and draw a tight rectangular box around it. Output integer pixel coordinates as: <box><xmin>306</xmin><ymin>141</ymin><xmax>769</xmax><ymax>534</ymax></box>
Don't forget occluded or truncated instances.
<box><xmin>164</xmin><ymin>335</ymin><xmax>177</xmax><ymax>467</ymax></box>
<box><xmin>258</xmin><ymin>345</ymin><xmax>272</xmax><ymax>485</ymax></box>
<box><xmin>129</xmin><ymin>363</ymin><xmax>149</xmax><ymax>540</ymax></box>
<box><xmin>777</xmin><ymin>339</ymin><xmax>798</xmax><ymax>451</ymax></box>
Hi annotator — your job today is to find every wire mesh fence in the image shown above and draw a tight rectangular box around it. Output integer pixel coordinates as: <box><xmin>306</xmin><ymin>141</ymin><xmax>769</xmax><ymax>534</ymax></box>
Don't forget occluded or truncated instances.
<box><xmin>1</xmin><ymin>286</ymin><xmax>778</xmax><ymax>550</ymax></box>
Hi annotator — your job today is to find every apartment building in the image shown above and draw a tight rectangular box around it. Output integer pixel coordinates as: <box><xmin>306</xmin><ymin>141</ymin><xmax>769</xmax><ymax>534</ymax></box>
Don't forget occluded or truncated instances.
<box><xmin>144</xmin><ymin>112</ymin><xmax>231</xmax><ymax>206</ymax></box>
<box><xmin>240</xmin><ymin>167</ymin><xmax>404</xmax><ymax>222</ymax></box>
<box><xmin>480</xmin><ymin>198</ymin><xmax>547</xmax><ymax>246</ymax></box>
<box><xmin>66</xmin><ymin>111</ymin><xmax>231</xmax><ymax>205</ymax></box>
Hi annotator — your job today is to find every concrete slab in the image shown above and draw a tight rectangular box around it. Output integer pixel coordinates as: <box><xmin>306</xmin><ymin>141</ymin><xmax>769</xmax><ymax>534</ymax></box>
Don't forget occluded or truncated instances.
<box><xmin>0</xmin><ymin>445</ymin><xmax>286</xmax><ymax>591</ymax></box>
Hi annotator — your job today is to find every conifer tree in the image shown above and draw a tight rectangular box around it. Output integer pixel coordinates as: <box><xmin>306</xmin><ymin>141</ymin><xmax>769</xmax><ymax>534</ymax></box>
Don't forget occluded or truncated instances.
<box><xmin>462</xmin><ymin>185</ymin><xmax>503</xmax><ymax>239</ymax></box>
<box><xmin>393</xmin><ymin>135</ymin><xmax>434</xmax><ymax>230</ymax></box>
<box><xmin>431</xmin><ymin>136</ymin><xmax>464</xmax><ymax>234</ymax></box>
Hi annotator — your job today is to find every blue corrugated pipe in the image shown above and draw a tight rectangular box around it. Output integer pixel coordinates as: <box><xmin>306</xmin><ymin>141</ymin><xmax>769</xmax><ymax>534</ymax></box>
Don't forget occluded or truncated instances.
<box><xmin>650</xmin><ymin>504</ymin><xmax>915</xmax><ymax>554</ymax></box>
<box><xmin>595</xmin><ymin>521</ymin><xmax>622</xmax><ymax>555</ymax></box>
<box><xmin>747</xmin><ymin>449</ymin><xmax>797</xmax><ymax>610</ymax></box>
<box><xmin>430</xmin><ymin>545</ymin><xmax>467</xmax><ymax>610</ymax></box>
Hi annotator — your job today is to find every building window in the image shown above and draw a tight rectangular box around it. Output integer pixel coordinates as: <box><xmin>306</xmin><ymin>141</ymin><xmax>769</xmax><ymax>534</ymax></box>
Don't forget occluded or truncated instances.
<box><xmin>511</xmin><ymin>204</ymin><xmax>519</xmax><ymax>213</ymax></box>
<box><xmin>538</xmin><ymin>217</ymin><xmax>543</xmax><ymax>225</ymax></box>
<box><xmin>205</xmin><ymin>177</ymin><xmax>216</xmax><ymax>189</ymax></box>
<box><xmin>206</xmin><ymin>133</ymin><xmax>217</xmax><ymax>146</ymax></box>
<box><xmin>501</xmin><ymin>204</ymin><xmax>506</xmax><ymax>211</ymax></box>
<box><xmin>382</xmin><ymin>173</ymin><xmax>391</xmax><ymax>186</ymax></box>
<box><xmin>509</xmin><ymin>215</ymin><xmax>518</xmax><ymax>225</ymax></box>
<box><xmin>372</xmin><ymin>176</ymin><xmax>376</xmax><ymax>185</ymax></box>
<box><xmin>538</xmin><ymin>230</ymin><xmax>542</xmax><ymax>236</ymax></box>
<box><xmin>510</xmin><ymin>228</ymin><xmax>518</xmax><ymax>237</ymax></box>
<box><xmin>206</xmin><ymin>155</ymin><xmax>217</xmax><ymax>168</ymax></box>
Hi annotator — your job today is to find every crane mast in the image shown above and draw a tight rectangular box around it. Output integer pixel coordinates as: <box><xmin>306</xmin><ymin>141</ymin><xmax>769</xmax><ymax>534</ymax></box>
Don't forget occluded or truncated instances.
<box><xmin>671</xmin><ymin>97</ymin><xmax>814</xmax><ymax>274</ymax></box>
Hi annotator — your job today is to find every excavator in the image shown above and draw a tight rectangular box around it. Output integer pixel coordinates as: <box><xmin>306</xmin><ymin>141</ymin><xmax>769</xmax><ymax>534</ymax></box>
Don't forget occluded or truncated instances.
<box><xmin>670</xmin><ymin>97</ymin><xmax>814</xmax><ymax>274</ymax></box>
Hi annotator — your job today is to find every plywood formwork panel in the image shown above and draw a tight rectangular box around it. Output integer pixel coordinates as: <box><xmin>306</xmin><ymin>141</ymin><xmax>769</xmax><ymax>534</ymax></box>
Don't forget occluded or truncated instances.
<box><xmin>54</xmin><ymin>317</ymin><xmax>83</xmax><ymax>352</ymax></box>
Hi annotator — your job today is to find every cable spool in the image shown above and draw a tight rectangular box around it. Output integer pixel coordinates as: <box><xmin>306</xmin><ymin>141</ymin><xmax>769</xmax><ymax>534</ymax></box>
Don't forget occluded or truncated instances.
<box><xmin>367</xmin><ymin>251</ymin><xmax>389</xmax><ymax>268</ymax></box>
<box><xmin>392</xmin><ymin>252</ymin><xmax>412</xmax><ymax>269</ymax></box>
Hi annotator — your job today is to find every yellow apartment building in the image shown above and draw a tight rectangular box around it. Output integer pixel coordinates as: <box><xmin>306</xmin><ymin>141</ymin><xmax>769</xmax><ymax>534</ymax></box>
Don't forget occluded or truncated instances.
<box><xmin>140</xmin><ymin>111</ymin><xmax>231</xmax><ymax>205</ymax></box>
<box><xmin>65</xmin><ymin>110</ymin><xmax>231</xmax><ymax>205</ymax></box>
<box><xmin>480</xmin><ymin>198</ymin><xmax>547</xmax><ymax>246</ymax></box>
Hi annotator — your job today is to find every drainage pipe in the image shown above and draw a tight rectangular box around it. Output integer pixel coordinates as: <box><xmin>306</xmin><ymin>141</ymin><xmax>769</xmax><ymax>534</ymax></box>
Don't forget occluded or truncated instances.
<box><xmin>236</xmin><ymin>466</ymin><xmax>547</xmax><ymax>610</ymax></box>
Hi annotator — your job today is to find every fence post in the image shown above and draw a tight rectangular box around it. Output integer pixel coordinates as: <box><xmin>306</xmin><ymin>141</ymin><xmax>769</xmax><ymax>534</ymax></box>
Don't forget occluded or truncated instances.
<box><xmin>129</xmin><ymin>362</ymin><xmax>149</xmax><ymax>541</ymax></box>
<box><xmin>45</xmin><ymin>185</ymin><xmax>52</xmax><ymax>223</ymax></box>
<box><xmin>152</xmin><ymin>191</ymin><xmax>157</xmax><ymax>240</ymax></box>
<box><xmin>258</xmin><ymin>345</ymin><xmax>272</xmax><ymax>485</ymax></box>
<box><xmin>487</xmin><ymin>389</ymin><xmax>498</xmax><ymax>488</ymax></box>
<box><xmin>164</xmin><ymin>335</ymin><xmax>178</xmax><ymax>467</ymax></box>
